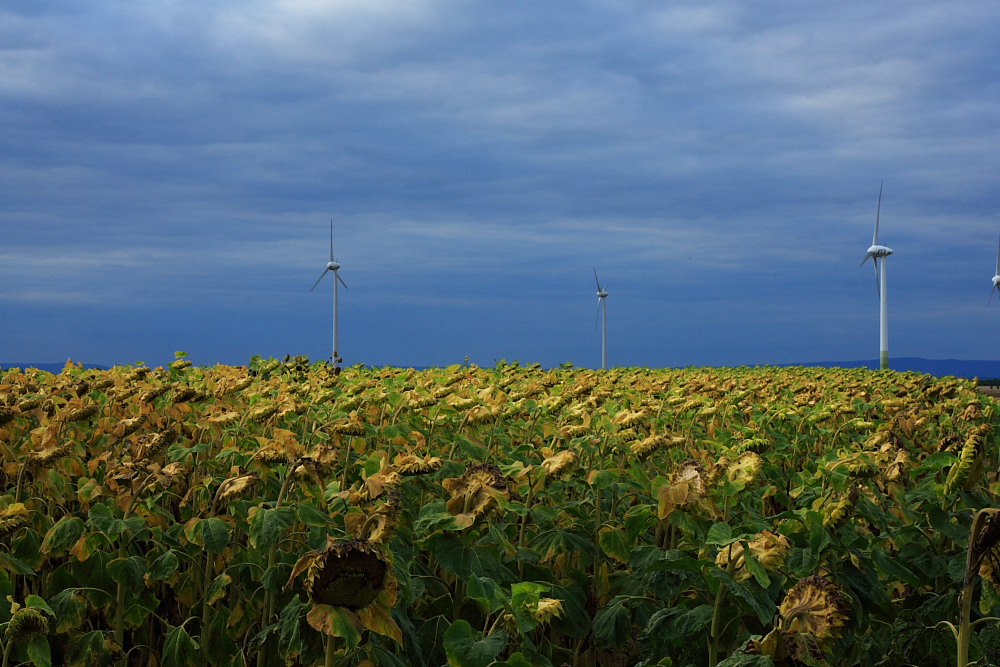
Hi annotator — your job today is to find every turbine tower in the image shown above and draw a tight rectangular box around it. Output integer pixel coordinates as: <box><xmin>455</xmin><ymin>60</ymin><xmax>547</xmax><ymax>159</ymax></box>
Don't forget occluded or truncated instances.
<box><xmin>991</xmin><ymin>234</ymin><xmax>1000</xmax><ymax>303</ymax></box>
<box><xmin>860</xmin><ymin>183</ymin><xmax>893</xmax><ymax>370</ymax></box>
<box><xmin>594</xmin><ymin>269</ymin><xmax>609</xmax><ymax>370</ymax></box>
<box><xmin>311</xmin><ymin>220</ymin><xmax>348</xmax><ymax>367</ymax></box>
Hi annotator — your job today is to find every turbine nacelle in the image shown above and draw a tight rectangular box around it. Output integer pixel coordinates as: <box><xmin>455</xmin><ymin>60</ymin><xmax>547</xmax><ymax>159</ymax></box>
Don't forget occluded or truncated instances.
<box><xmin>597</xmin><ymin>289</ymin><xmax>608</xmax><ymax>299</ymax></box>
<box><xmin>865</xmin><ymin>244</ymin><xmax>894</xmax><ymax>260</ymax></box>
<box><xmin>327</xmin><ymin>261</ymin><xmax>341</xmax><ymax>271</ymax></box>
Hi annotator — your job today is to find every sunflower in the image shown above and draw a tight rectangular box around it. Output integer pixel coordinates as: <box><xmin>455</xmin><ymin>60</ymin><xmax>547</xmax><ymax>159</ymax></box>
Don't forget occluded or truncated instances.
<box><xmin>715</xmin><ymin>530</ymin><xmax>792</xmax><ymax>581</ymax></box>
<box><xmin>285</xmin><ymin>537</ymin><xmax>401</xmax><ymax>645</ymax></box>
<box><xmin>441</xmin><ymin>462</ymin><xmax>511</xmax><ymax>528</ymax></box>
<box><xmin>540</xmin><ymin>448</ymin><xmax>577</xmax><ymax>478</ymax></box>
<box><xmin>778</xmin><ymin>575</ymin><xmax>850</xmax><ymax>640</ymax></box>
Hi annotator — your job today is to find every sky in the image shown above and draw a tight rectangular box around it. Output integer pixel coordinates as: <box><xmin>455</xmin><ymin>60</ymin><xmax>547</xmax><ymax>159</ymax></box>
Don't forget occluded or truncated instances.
<box><xmin>2</xmin><ymin>1</ymin><xmax>1000</xmax><ymax>370</ymax></box>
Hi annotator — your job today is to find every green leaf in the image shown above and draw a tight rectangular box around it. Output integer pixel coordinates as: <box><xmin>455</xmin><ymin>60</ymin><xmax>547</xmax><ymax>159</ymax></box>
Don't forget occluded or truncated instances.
<box><xmin>49</xmin><ymin>589</ymin><xmax>88</xmax><ymax>633</ymax></box>
<box><xmin>278</xmin><ymin>596</ymin><xmax>309</xmax><ymax>661</ymax></box>
<box><xmin>40</xmin><ymin>516</ymin><xmax>86</xmax><ymax>556</ymax></box>
<box><xmin>467</xmin><ymin>576</ymin><xmax>504</xmax><ymax>613</ymax></box>
<box><xmin>248</xmin><ymin>507</ymin><xmax>295</xmax><ymax>549</ymax></box>
<box><xmin>706</xmin><ymin>522</ymin><xmax>735</xmax><ymax>546</ymax></box>
<box><xmin>107</xmin><ymin>556</ymin><xmax>145</xmax><ymax>589</ymax></box>
<box><xmin>414</xmin><ymin>499</ymin><xmax>461</xmax><ymax>535</ymax></box>
<box><xmin>443</xmin><ymin>620</ymin><xmax>506</xmax><ymax>667</ymax></box>
<box><xmin>201</xmin><ymin>518</ymin><xmax>230</xmax><ymax>554</ymax></box>
<box><xmin>644</xmin><ymin>604</ymin><xmax>714</xmax><ymax>641</ymax></box>
<box><xmin>148</xmin><ymin>550</ymin><xmax>180</xmax><ymax>581</ymax></box>
<box><xmin>87</xmin><ymin>503</ymin><xmax>131</xmax><ymax>538</ymax></box>
<box><xmin>262</xmin><ymin>562</ymin><xmax>291</xmax><ymax>594</ymax></box>
<box><xmin>713</xmin><ymin>570</ymin><xmax>775</xmax><ymax>625</ymax></box>
<box><xmin>24</xmin><ymin>595</ymin><xmax>55</xmax><ymax>617</ymax></box>
<box><xmin>206</xmin><ymin>573</ymin><xmax>232</xmax><ymax>605</ymax></box>
<box><xmin>306</xmin><ymin>604</ymin><xmax>361</xmax><ymax>648</ymax></box>
<box><xmin>494</xmin><ymin>653</ymin><xmax>534</xmax><ymax>667</ymax></box>
<box><xmin>26</xmin><ymin>635</ymin><xmax>52</xmax><ymax>667</ymax></box>
<box><xmin>592</xmin><ymin>596</ymin><xmax>633</xmax><ymax>649</ymax></box>
<box><xmin>63</xmin><ymin>631</ymin><xmax>107</xmax><ymax>667</ymax></box>
<box><xmin>599</xmin><ymin>527</ymin><xmax>633</xmax><ymax>564</ymax></box>
<box><xmin>162</xmin><ymin>623</ymin><xmax>201</xmax><ymax>667</ymax></box>
<box><xmin>295</xmin><ymin>502</ymin><xmax>331</xmax><ymax>527</ymax></box>
<box><xmin>455</xmin><ymin>437</ymin><xmax>489</xmax><ymax>461</ymax></box>
<box><xmin>0</xmin><ymin>552</ymin><xmax>36</xmax><ymax>575</ymax></box>
<box><xmin>717</xmin><ymin>653</ymin><xmax>776</xmax><ymax>667</ymax></box>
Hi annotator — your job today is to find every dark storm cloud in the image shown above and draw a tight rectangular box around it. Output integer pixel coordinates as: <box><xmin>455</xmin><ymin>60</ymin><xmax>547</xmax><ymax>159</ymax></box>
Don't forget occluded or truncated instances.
<box><xmin>2</xmin><ymin>1</ymin><xmax>999</xmax><ymax>367</ymax></box>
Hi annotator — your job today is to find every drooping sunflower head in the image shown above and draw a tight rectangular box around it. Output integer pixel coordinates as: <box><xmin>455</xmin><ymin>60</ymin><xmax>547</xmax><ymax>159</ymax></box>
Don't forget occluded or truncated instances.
<box><xmin>778</xmin><ymin>575</ymin><xmax>850</xmax><ymax>641</ymax></box>
<box><xmin>971</xmin><ymin>508</ymin><xmax>1000</xmax><ymax>586</ymax></box>
<box><xmin>0</xmin><ymin>503</ymin><xmax>31</xmax><ymax>541</ymax></box>
<box><xmin>442</xmin><ymin>462</ymin><xmax>511</xmax><ymax>523</ymax></box>
<box><xmin>395</xmin><ymin>454</ymin><xmax>444</xmax><ymax>475</ymax></box>
<box><xmin>5</xmin><ymin>606</ymin><xmax>49</xmax><ymax>642</ymax></box>
<box><xmin>302</xmin><ymin>539</ymin><xmax>390</xmax><ymax>610</ymax></box>
<box><xmin>715</xmin><ymin>530</ymin><xmax>792</xmax><ymax>580</ymax></box>
<box><xmin>540</xmin><ymin>449</ymin><xmax>578</xmax><ymax>478</ymax></box>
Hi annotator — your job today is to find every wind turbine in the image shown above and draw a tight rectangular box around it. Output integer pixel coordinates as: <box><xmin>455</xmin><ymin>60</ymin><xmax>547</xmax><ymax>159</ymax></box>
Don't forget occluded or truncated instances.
<box><xmin>594</xmin><ymin>269</ymin><xmax>609</xmax><ymax>370</ymax></box>
<box><xmin>990</xmin><ymin>234</ymin><xmax>1000</xmax><ymax>303</ymax></box>
<box><xmin>860</xmin><ymin>182</ymin><xmax>893</xmax><ymax>370</ymax></box>
<box><xmin>311</xmin><ymin>220</ymin><xmax>348</xmax><ymax>367</ymax></box>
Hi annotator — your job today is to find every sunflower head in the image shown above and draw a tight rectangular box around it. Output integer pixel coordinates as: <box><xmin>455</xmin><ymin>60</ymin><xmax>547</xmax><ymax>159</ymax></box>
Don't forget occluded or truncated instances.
<box><xmin>300</xmin><ymin>539</ymin><xmax>390</xmax><ymax>610</ymax></box>
<box><xmin>5</xmin><ymin>605</ymin><xmax>49</xmax><ymax>642</ymax></box>
<box><xmin>778</xmin><ymin>575</ymin><xmax>850</xmax><ymax>640</ymax></box>
<box><xmin>716</xmin><ymin>530</ymin><xmax>792</xmax><ymax>580</ymax></box>
<box><xmin>394</xmin><ymin>454</ymin><xmax>444</xmax><ymax>476</ymax></box>
<box><xmin>442</xmin><ymin>463</ymin><xmax>512</xmax><ymax>525</ymax></box>
<box><xmin>540</xmin><ymin>449</ymin><xmax>577</xmax><ymax>478</ymax></box>
<box><xmin>970</xmin><ymin>508</ymin><xmax>1000</xmax><ymax>586</ymax></box>
<box><xmin>0</xmin><ymin>504</ymin><xmax>31</xmax><ymax>541</ymax></box>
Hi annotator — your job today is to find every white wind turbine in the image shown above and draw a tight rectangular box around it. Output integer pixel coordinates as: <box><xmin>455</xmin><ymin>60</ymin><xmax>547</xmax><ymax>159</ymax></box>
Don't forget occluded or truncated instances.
<box><xmin>860</xmin><ymin>182</ymin><xmax>893</xmax><ymax>370</ymax></box>
<box><xmin>311</xmin><ymin>220</ymin><xmax>348</xmax><ymax>367</ymax></box>
<box><xmin>990</xmin><ymin>235</ymin><xmax>1000</xmax><ymax>303</ymax></box>
<box><xmin>594</xmin><ymin>269</ymin><xmax>609</xmax><ymax>370</ymax></box>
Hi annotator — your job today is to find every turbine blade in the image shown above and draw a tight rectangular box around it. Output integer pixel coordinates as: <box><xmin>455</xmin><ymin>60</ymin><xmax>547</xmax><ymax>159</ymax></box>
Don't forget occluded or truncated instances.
<box><xmin>595</xmin><ymin>298</ymin><xmax>603</xmax><ymax>330</ymax></box>
<box><xmin>860</xmin><ymin>253</ymin><xmax>872</xmax><ymax>267</ymax></box>
<box><xmin>874</xmin><ymin>258</ymin><xmax>880</xmax><ymax>298</ymax></box>
<box><xmin>593</xmin><ymin>268</ymin><xmax>602</xmax><ymax>291</ymax></box>
<box><xmin>311</xmin><ymin>268</ymin><xmax>330</xmax><ymax>291</ymax></box>
<box><xmin>995</xmin><ymin>233</ymin><xmax>999</xmax><ymax>275</ymax></box>
<box><xmin>873</xmin><ymin>181</ymin><xmax>883</xmax><ymax>246</ymax></box>
<box><xmin>991</xmin><ymin>286</ymin><xmax>996</xmax><ymax>305</ymax></box>
<box><xmin>337</xmin><ymin>273</ymin><xmax>348</xmax><ymax>289</ymax></box>
<box><xmin>329</xmin><ymin>219</ymin><xmax>335</xmax><ymax>262</ymax></box>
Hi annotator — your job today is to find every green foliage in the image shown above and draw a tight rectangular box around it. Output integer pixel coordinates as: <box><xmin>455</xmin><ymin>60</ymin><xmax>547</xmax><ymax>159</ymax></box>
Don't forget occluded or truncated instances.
<box><xmin>0</xmin><ymin>361</ymin><xmax>997</xmax><ymax>666</ymax></box>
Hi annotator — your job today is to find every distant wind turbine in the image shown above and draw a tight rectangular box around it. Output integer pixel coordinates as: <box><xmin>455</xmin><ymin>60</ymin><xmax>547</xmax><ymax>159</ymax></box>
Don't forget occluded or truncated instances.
<box><xmin>311</xmin><ymin>220</ymin><xmax>348</xmax><ymax>367</ymax></box>
<box><xmin>594</xmin><ymin>269</ymin><xmax>609</xmax><ymax>370</ymax></box>
<box><xmin>991</xmin><ymin>235</ymin><xmax>1000</xmax><ymax>303</ymax></box>
<box><xmin>860</xmin><ymin>182</ymin><xmax>893</xmax><ymax>370</ymax></box>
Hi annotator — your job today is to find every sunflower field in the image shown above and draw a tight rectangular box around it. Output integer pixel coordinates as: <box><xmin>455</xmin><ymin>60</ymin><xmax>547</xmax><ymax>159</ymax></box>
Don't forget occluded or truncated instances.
<box><xmin>2</xmin><ymin>355</ymin><xmax>1000</xmax><ymax>667</ymax></box>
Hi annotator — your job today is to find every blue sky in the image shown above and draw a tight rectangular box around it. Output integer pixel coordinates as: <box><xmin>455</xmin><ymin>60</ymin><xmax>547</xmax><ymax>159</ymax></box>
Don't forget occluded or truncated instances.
<box><xmin>3</xmin><ymin>1</ymin><xmax>999</xmax><ymax>369</ymax></box>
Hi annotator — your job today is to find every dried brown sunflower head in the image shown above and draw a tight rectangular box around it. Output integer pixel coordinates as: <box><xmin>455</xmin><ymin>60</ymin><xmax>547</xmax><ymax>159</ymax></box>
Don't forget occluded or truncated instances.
<box><xmin>0</xmin><ymin>503</ymin><xmax>31</xmax><ymax>541</ymax></box>
<box><xmin>969</xmin><ymin>508</ymin><xmax>1000</xmax><ymax>587</ymax></box>
<box><xmin>716</xmin><ymin>530</ymin><xmax>792</xmax><ymax>580</ymax></box>
<box><xmin>441</xmin><ymin>462</ymin><xmax>511</xmax><ymax>525</ymax></box>
<box><xmin>540</xmin><ymin>449</ymin><xmax>577</xmax><ymax>477</ymax></box>
<box><xmin>778</xmin><ymin>575</ymin><xmax>850</xmax><ymax>640</ymax></box>
<box><xmin>5</xmin><ymin>605</ymin><xmax>49</xmax><ymax>642</ymax></box>
<box><xmin>394</xmin><ymin>454</ymin><xmax>444</xmax><ymax>475</ymax></box>
<box><xmin>287</xmin><ymin>538</ymin><xmax>391</xmax><ymax>610</ymax></box>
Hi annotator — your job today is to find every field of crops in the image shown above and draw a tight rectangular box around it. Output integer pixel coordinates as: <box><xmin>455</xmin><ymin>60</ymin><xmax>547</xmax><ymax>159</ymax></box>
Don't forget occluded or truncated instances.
<box><xmin>1</xmin><ymin>355</ymin><xmax>1000</xmax><ymax>667</ymax></box>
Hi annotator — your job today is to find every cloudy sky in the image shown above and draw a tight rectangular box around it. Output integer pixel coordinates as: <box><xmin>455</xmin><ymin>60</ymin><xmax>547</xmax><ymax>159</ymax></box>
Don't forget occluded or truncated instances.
<box><xmin>3</xmin><ymin>1</ymin><xmax>999</xmax><ymax>369</ymax></box>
